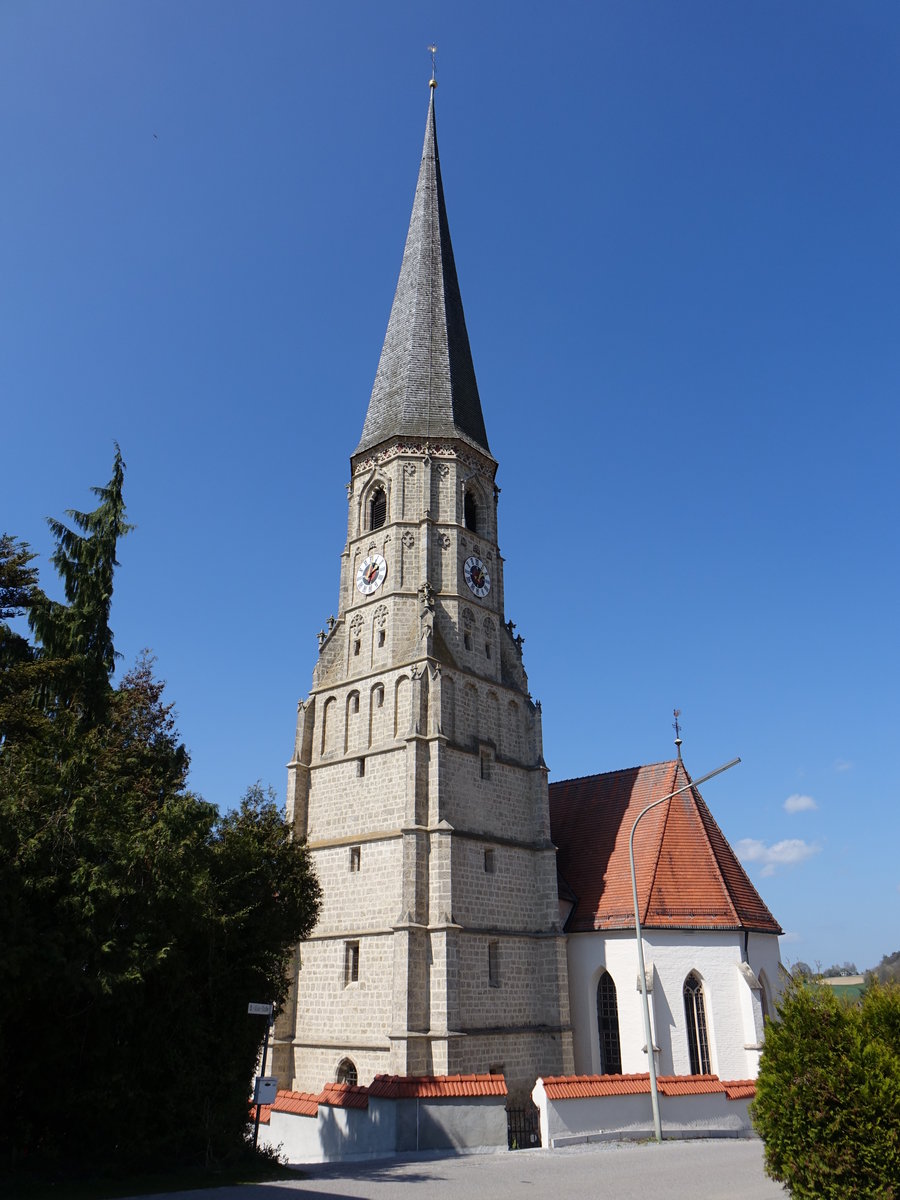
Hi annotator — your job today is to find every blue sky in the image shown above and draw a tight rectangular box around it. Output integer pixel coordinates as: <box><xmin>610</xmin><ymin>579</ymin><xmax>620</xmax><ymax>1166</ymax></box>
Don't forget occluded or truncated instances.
<box><xmin>2</xmin><ymin>2</ymin><xmax>898</xmax><ymax>974</ymax></box>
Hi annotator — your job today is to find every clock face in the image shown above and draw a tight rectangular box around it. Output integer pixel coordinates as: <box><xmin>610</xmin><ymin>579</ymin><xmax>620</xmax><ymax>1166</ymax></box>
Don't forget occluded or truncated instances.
<box><xmin>463</xmin><ymin>555</ymin><xmax>491</xmax><ymax>598</ymax></box>
<box><xmin>356</xmin><ymin>553</ymin><xmax>387</xmax><ymax>595</ymax></box>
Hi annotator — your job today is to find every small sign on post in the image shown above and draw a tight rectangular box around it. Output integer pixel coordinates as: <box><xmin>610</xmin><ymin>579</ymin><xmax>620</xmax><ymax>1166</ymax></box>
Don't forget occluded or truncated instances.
<box><xmin>254</xmin><ymin>1076</ymin><xmax>278</xmax><ymax>1105</ymax></box>
<box><xmin>249</xmin><ymin>1001</ymin><xmax>275</xmax><ymax>1150</ymax></box>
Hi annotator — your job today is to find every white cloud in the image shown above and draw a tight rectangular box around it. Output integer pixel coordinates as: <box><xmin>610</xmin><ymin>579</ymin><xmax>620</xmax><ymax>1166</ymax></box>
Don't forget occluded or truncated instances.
<box><xmin>736</xmin><ymin>837</ymin><xmax>821</xmax><ymax>877</ymax></box>
<box><xmin>834</xmin><ymin>759</ymin><xmax>853</xmax><ymax>773</ymax></box>
<box><xmin>784</xmin><ymin>793</ymin><xmax>817</xmax><ymax>814</ymax></box>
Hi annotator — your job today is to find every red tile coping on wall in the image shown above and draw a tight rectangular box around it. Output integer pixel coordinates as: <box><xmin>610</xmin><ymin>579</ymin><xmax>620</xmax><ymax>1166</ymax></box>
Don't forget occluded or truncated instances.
<box><xmin>264</xmin><ymin>1074</ymin><xmax>505</xmax><ymax>1121</ymax></box>
<box><xmin>368</xmin><ymin>1073</ymin><xmax>508</xmax><ymax>1099</ymax></box>
<box><xmin>318</xmin><ymin>1082</ymin><xmax>370</xmax><ymax>1110</ymax></box>
<box><xmin>539</xmin><ymin>1074</ymin><xmax>756</xmax><ymax>1102</ymax></box>
<box><xmin>271</xmin><ymin>1090</ymin><xmax>322</xmax><ymax>1117</ymax></box>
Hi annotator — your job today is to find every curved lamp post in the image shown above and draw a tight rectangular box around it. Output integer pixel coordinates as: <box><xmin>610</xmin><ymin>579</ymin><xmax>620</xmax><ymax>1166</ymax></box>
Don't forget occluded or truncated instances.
<box><xmin>629</xmin><ymin>756</ymin><xmax>741</xmax><ymax>1143</ymax></box>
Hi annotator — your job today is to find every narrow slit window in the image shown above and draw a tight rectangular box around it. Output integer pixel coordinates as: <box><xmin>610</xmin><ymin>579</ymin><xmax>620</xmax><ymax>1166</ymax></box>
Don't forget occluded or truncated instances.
<box><xmin>484</xmin><ymin>848</ymin><xmax>495</xmax><ymax>874</ymax></box>
<box><xmin>485</xmin><ymin>642</ymin><xmax>492</xmax><ymax>659</ymax></box>
<box><xmin>344</xmin><ymin>941</ymin><xmax>360</xmax><ymax>986</ymax></box>
<box><xmin>356</xmin><ymin>757</ymin><xmax>365</xmax><ymax>777</ymax></box>
<box><xmin>377</xmin><ymin>629</ymin><xmax>385</xmax><ymax>647</ymax></box>
<box><xmin>353</xmin><ymin>640</ymin><xmax>361</xmax><ymax>657</ymax></box>
<box><xmin>488</xmin><ymin>940</ymin><xmax>500</xmax><ymax>987</ymax></box>
<box><xmin>349</xmin><ymin>846</ymin><xmax>361</xmax><ymax>872</ymax></box>
<box><xmin>464</xmin><ymin>632</ymin><xmax>473</xmax><ymax>651</ymax></box>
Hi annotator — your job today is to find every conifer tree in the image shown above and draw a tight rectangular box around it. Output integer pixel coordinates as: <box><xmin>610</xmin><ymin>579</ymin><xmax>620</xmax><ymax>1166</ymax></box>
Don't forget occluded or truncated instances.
<box><xmin>29</xmin><ymin>444</ymin><xmax>132</xmax><ymax>724</ymax></box>
<box><xmin>0</xmin><ymin>455</ymin><xmax>321</xmax><ymax>1177</ymax></box>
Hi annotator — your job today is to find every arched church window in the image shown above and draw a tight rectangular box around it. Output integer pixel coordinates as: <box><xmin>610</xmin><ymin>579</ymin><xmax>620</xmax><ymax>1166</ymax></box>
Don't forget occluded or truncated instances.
<box><xmin>369</xmin><ymin>487</ymin><xmax>387</xmax><ymax>530</ymax></box>
<box><xmin>336</xmin><ymin>1057</ymin><xmax>358</xmax><ymax>1086</ymax></box>
<box><xmin>464</xmin><ymin>490</ymin><xmax>478</xmax><ymax>532</ymax></box>
<box><xmin>684</xmin><ymin>971</ymin><xmax>711</xmax><ymax>1075</ymax></box>
<box><xmin>596</xmin><ymin>970</ymin><xmax>622</xmax><ymax>1074</ymax></box>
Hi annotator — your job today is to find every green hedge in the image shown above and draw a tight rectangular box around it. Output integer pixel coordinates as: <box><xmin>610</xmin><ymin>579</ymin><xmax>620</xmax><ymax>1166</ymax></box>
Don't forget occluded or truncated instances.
<box><xmin>752</xmin><ymin>979</ymin><xmax>900</xmax><ymax>1198</ymax></box>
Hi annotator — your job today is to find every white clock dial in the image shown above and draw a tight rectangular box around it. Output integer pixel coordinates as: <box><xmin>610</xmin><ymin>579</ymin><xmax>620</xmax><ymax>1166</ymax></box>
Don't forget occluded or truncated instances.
<box><xmin>463</xmin><ymin>555</ymin><xmax>491</xmax><ymax>598</ymax></box>
<box><xmin>356</xmin><ymin>553</ymin><xmax>387</xmax><ymax>595</ymax></box>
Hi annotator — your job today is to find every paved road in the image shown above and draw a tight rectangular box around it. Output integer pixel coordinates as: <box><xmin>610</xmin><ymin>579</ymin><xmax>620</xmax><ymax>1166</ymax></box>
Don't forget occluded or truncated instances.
<box><xmin>141</xmin><ymin>1139</ymin><xmax>786</xmax><ymax>1200</ymax></box>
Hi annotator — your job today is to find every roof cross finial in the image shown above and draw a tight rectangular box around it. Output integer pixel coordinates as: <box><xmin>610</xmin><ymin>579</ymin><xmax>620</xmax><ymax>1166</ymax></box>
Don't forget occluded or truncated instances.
<box><xmin>673</xmin><ymin>708</ymin><xmax>683</xmax><ymax>760</ymax></box>
<box><xmin>428</xmin><ymin>44</ymin><xmax>437</xmax><ymax>88</ymax></box>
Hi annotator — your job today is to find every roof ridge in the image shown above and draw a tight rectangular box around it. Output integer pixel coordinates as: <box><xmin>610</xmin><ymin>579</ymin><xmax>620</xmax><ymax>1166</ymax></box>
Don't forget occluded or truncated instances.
<box><xmin>689</xmin><ymin>784</ymin><xmax>782</xmax><ymax>933</ymax></box>
<box><xmin>549</xmin><ymin>760</ymin><xmax>678</xmax><ymax>788</ymax></box>
<box><xmin>642</xmin><ymin>759</ymin><xmax>680</xmax><ymax>924</ymax></box>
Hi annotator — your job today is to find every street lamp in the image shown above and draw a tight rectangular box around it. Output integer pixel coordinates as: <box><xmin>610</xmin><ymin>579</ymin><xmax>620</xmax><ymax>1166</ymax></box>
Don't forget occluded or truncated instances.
<box><xmin>628</xmin><ymin>756</ymin><xmax>741</xmax><ymax>1143</ymax></box>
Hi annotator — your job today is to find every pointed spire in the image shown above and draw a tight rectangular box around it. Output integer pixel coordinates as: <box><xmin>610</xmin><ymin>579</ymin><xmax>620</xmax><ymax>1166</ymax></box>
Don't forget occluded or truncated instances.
<box><xmin>354</xmin><ymin>89</ymin><xmax>492</xmax><ymax>459</ymax></box>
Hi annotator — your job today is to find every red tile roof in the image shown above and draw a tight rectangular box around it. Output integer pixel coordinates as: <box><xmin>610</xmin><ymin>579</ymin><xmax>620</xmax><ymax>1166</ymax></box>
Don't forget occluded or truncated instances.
<box><xmin>272</xmin><ymin>1089</ymin><xmax>321</xmax><ymax>1117</ymax></box>
<box><xmin>368</xmin><ymin>1073</ymin><xmax>507</xmax><ymax>1099</ymax></box>
<box><xmin>318</xmin><ymin>1082</ymin><xmax>370</xmax><ymax>1110</ymax></box>
<box><xmin>549</xmin><ymin>760</ymin><xmax>781</xmax><ymax>934</ymax></box>
<box><xmin>539</xmin><ymin>1073</ymin><xmax>755</xmax><ymax>1101</ymax></box>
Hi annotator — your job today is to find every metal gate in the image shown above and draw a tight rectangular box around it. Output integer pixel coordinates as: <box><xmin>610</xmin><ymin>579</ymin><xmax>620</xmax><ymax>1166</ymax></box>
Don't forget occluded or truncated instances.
<box><xmin>507</xmin><ymin>1101</ymin><xmax>541</xmax><ymax>1150</ymax></box>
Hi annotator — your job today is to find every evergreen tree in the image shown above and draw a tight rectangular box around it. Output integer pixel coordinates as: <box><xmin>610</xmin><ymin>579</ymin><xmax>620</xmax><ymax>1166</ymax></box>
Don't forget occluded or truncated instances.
<box><xmin>28</xmin><ymin>444</ymin><xmax>132</xmax><ymax>724</ymax></box>
<box><xmin>0</xmin><ymin>534</ymin><xmax>44</xmax><ymax>741</ymax></box>
<box><xmin>0</xmin><ymin>456</ymin><xmax>320</xmax><ymax>1176</ymax></box>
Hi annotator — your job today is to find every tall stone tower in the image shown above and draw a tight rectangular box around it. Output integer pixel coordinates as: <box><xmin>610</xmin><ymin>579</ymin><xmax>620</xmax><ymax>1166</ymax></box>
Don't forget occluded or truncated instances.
<box><xmin>278</xmin><ymin>85</ymin><xmax>573</xmax><ymax>1100</ymax></box>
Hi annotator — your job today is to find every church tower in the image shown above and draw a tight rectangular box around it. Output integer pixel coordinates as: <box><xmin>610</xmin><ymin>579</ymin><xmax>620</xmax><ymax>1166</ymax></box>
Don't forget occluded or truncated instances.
<box><xmin>279</xmin><ymin>84</ymin><xmax>573</xmax><ymax>1100</ymax></box>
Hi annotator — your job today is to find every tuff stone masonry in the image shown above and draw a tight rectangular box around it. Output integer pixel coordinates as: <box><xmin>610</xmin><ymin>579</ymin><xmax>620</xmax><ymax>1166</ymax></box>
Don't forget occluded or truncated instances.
<box><xmin>275</xmin><ymin>86</ymin><xmax>574</xmax><ymax>1099</ymax></box>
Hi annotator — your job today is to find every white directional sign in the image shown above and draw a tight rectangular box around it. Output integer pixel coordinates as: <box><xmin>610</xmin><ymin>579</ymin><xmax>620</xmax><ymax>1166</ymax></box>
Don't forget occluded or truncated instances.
<box><xmin>248</xmin><ymin>1002</ymin><xmax>273</xmax><ymax>1016</ymax></box>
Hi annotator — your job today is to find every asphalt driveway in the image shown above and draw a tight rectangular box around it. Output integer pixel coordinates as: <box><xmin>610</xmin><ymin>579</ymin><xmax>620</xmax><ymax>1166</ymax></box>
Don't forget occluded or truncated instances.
<box><xmin>139</xmin><ymin>1138</ymin><xmax>786</xmax><ymax>1199</ymax></box>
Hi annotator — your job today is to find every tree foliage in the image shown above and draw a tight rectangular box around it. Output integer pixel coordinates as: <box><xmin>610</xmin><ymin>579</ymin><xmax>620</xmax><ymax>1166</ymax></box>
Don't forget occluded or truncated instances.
<box><xmin>0</xmin><ymin>452</ymin><xmax>320</xmax><ymax>1174</ymax></box>
<box><xmin>752</xmin><ymin>978</ymin><xmax>900</xmax><ymax>1198</ymax></box>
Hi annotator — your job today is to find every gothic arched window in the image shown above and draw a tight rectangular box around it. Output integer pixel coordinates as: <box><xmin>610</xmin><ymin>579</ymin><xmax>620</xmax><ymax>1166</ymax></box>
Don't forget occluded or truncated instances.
<box><xmin>684</xmin><ymin>971</ymin><xmax>711</xmax><ymax>1075</ymax></box>
<box><xmin>596</xmin><ymin>970</ymin><xmax>622</xmax><ymax>1074</ymax></box>
<box><xmin>369</xmin><ymin>487</ymin><xmax>387</xmax><ymax>530</ymax></box>
<box><xmin>336</xmin><ymin>1057</ymin><xmax>358</xmax><ymax>1086</ymax></box>
<box><xmin>464</xmin><ymin>490</ymin><xmax>478</xmax><ymax>532</ymax></box>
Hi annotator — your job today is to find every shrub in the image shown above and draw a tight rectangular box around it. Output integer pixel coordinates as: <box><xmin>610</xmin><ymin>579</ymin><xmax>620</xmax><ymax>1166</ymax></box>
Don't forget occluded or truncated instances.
<box><xmin>752</xmin><ymin>978</ymin><xmax>900</xmax><ymax>1198</ymax></box>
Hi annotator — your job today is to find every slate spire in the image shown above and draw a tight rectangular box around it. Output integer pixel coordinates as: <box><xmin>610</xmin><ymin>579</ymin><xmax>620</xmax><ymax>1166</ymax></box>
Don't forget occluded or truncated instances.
<box><xmin>354</xmin><ymin>87</ymin><xmax>491</xmax><ymax>458</ymax></box>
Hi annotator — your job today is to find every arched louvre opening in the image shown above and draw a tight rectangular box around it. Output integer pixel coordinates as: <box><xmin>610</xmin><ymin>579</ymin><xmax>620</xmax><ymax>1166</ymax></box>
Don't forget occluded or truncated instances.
<box><xmin>596</xmin><ymin>970</ymin><xmax>622</xmax><ymax>1074</ymax></box>
<box><xmin>464</xmin><ymin>490</ymin><xmax>478</xmax><ymax>532</ymax></box>
<box><xmin>684</xmin><ymin>972</ymin><xmax>711</xmax><ymax>1075</ymax></box>
<box><xmin>369</xmin><ymin>488</ymin><xmax>387</xmax><ymax>530</ymax></box>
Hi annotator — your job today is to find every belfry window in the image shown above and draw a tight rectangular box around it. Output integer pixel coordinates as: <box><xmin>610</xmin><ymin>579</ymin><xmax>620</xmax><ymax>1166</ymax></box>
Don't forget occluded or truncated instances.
<box><xmin>464</xmin><ymin>491</ymin><xmax>478</xmax><ymax>532</ymax></box>
<box><xmin>684</xmin><ymin>971</ymin><xmax>711</xmax><ymax>1074</ymax></box>
<box><xmin>369</xmin><ymin>488</ymin><xmax>387</xmax><ymax>530</ymax></box>
<box><xmin>596</xmin><ymin>971</ymin><xmax>622</xmax><ymax>1074</ymax></box>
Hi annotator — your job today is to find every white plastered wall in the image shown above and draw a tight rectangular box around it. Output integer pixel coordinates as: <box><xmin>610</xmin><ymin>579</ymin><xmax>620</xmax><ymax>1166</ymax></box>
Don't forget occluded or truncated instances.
<box><xmin>566</xmin><ymin>927</ymin><xmax>783</xmax><ymax>1080</ymax></box>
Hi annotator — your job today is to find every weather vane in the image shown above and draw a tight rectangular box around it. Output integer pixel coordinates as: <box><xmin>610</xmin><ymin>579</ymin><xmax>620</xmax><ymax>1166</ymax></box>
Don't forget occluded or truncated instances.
<box><xmin>673</xmin><ymin>708</ymin><xmax>683</xmax><ymax>759</ymax></box>
<box><xmin>428</xmin><ymin>44</ymin><xmax>437</xmax><ymax>86</ymax></box>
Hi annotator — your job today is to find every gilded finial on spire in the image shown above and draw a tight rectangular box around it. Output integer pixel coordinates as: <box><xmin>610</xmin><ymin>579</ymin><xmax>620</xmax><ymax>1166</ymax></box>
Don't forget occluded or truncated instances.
<box><xmin>673</xmin><ymin>709</ymin><xmax>683</xmax><ymax>760</ymax></box>
<box><xmin>428</xmin><ymin>44</ymin><xmax>437</xmax><ymax>88</ymax></box>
